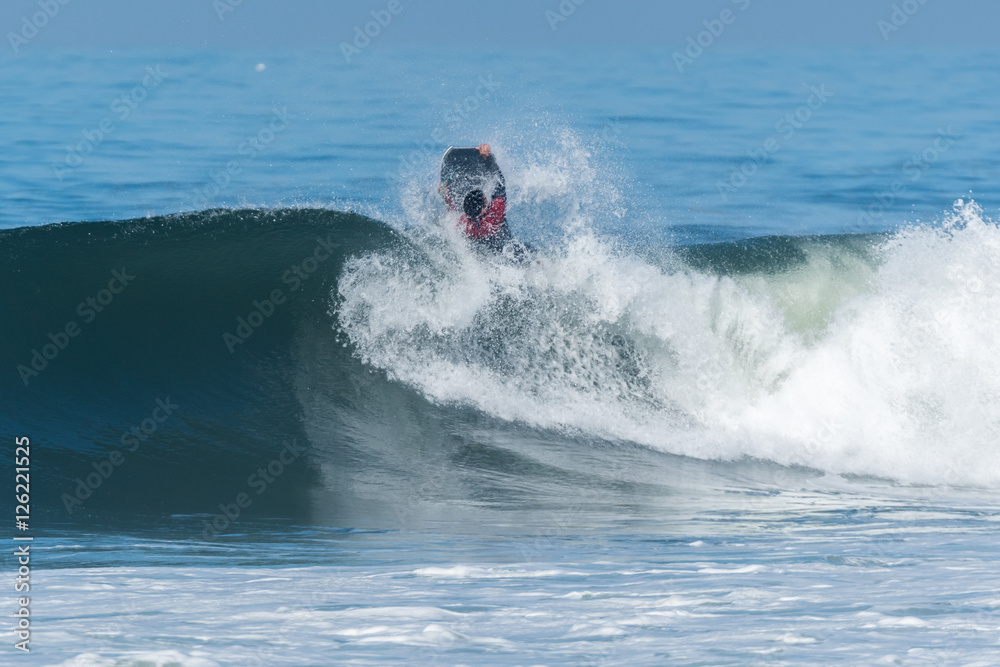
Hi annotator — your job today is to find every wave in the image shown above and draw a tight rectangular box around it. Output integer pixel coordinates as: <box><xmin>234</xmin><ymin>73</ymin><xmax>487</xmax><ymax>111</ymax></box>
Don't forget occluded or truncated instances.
<box><xmin>338</xmin><ymin>198</ymin><xmax>1000</xmax><ymax>488</ymax></box>
<box><xmin>0</xmin><ymin>208</ymin><xmax>400</xmax><ymax>522</ymax></box>
<box><xmin>2</xmin><ymin>201</ymin><xmax>999</xmax><ymax>526</ymax></box>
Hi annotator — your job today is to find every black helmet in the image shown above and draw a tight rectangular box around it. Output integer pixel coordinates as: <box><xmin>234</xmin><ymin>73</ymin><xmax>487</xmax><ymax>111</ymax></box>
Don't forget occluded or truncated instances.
<box><xmin>462</xmin><ymin>189</ymin><xmax>487</xmax><ymax>219</ymax></box>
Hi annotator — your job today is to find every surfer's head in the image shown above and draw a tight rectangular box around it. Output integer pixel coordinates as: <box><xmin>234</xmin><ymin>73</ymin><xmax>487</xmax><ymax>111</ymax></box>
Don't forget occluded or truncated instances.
<box><xmin>463</xmin><ymin>189</ymin><xmax>486</xmax><ymax>219</ymax></box>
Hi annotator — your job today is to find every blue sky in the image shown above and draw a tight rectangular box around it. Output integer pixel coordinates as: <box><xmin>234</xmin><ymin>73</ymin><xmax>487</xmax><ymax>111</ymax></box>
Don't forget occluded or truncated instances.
<box><xmin>3</xmin><ymin>0</ymin><xmax>1000</xmax><ymax>51</ymax></box>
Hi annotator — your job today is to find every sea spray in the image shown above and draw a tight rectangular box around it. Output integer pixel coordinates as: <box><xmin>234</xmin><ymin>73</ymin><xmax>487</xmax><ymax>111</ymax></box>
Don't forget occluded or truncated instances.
<box><xmin>340</xmin><ymin>142</ymin><xmax>1000</xmax><ymax>486</ymax></box>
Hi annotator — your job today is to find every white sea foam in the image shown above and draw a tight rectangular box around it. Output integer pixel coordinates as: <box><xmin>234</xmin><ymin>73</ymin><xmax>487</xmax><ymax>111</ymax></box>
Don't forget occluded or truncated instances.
<box><xmin>56</xmin><ymin>651</ymin><xmax>221</xmax><ymax>667</ymax></box>
<box><xmin>339</xmin><ymin>133</ymin><xmax>1000</xmax><ymax>487</ymax></box>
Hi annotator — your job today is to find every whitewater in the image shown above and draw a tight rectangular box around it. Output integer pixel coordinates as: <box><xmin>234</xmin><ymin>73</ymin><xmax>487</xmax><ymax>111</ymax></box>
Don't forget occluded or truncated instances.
<box><xmin>342</xmin><ymin>135</ymin><xmax>1000</xmax><ymax>488</ymax></box>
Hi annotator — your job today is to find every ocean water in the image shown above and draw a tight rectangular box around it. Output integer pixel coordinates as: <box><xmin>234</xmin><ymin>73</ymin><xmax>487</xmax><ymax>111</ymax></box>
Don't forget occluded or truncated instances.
<box><xmin>3</xmin><ymin>48</ymin><xmax>1000</xmax><ymax>665</ymax></box>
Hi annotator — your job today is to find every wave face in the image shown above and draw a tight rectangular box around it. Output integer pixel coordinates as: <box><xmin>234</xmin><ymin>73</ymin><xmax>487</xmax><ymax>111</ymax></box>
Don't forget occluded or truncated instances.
<box><xmin>0</xmin><ymin>209</ymin><xmax>401</xmax><ymax>522</ymax></box>
<box><xmin>3</xmin><ymin>202</ymin><xmax>1000</xmax><ymax>526</ymax></box>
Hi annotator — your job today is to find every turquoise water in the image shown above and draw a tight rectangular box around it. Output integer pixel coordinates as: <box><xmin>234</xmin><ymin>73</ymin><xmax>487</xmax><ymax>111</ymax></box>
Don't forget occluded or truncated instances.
<box><xmin>3</xmin><ymin>49</ymin><xmax>1000</xmax><ymax>665</ymax></box>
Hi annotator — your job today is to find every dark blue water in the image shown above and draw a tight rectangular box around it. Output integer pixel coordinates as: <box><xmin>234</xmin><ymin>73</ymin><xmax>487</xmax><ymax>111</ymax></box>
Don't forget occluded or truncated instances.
<box><xmin>3</xmin><ymin>48</ymin><xmax>1000</xmax><ymax>665</ymax></box>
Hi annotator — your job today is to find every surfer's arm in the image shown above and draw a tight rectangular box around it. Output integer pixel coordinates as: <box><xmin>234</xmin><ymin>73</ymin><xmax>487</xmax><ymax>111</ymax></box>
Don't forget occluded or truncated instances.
<box><xmin>478</xmin><ymin>143</ymin><xmax>491</xmax><ymax>158</ymax></box>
